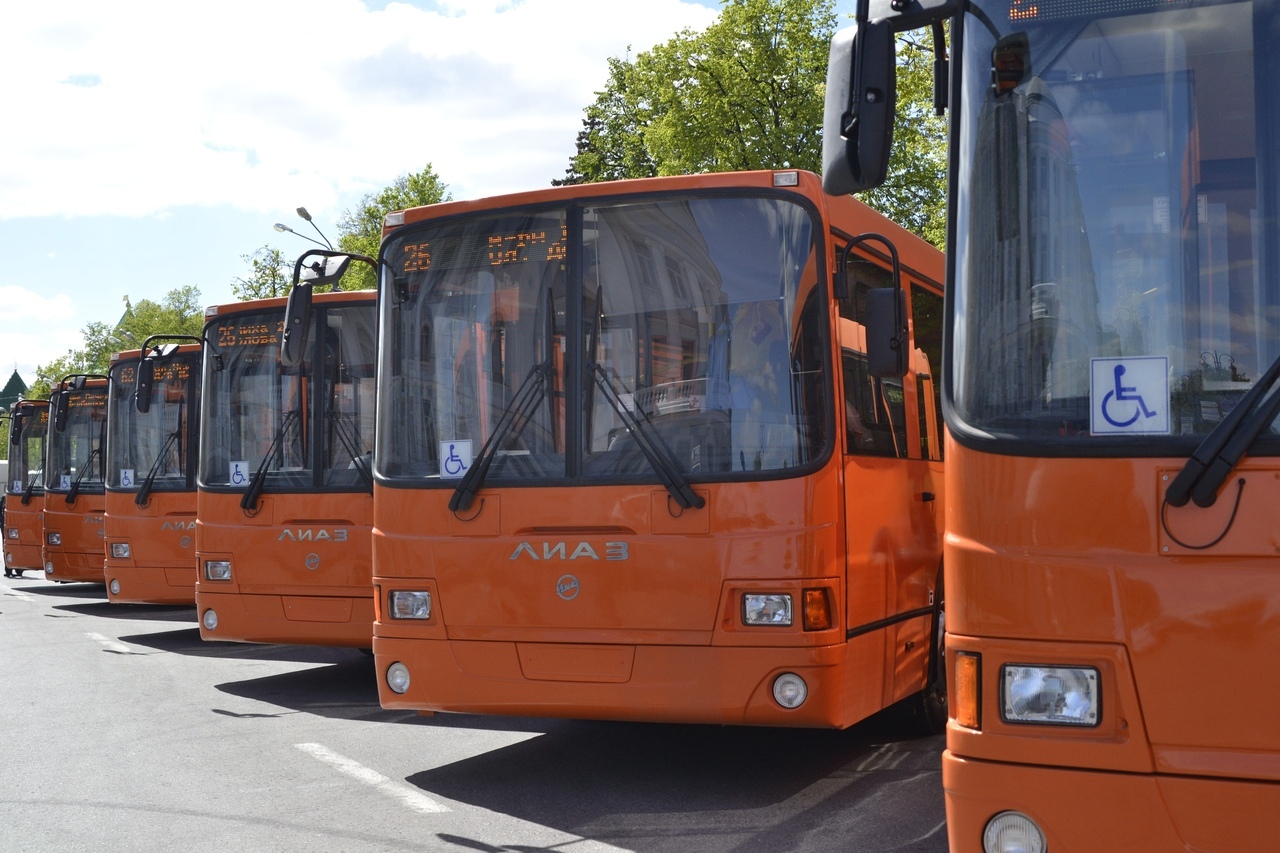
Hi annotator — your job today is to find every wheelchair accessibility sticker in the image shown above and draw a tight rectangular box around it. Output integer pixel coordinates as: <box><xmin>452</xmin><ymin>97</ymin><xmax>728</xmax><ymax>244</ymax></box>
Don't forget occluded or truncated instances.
<box><xmin>439</xmin><ymin>440</ymin><xmax>472</xmax><ymax>480</ymax></box>
<box><xmin>1090</xmin><ymin>356</ymin><xmax>1169</xmax><ymax>435</ymax></box>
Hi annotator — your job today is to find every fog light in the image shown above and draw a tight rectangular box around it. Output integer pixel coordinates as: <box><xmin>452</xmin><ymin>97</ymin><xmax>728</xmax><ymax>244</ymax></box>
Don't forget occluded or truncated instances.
<box><xmin>1002</xmin><ymin>665</ymin><xmax>1099</xmax><ymax>726</ymax></box>
<box><xmin>744</xmin><ymin>593</ymin><xmax>792</xmax><ymax>626</ymax></box>
<box><xmin>202</xmin><ymin>609</ymin><xmax>218</xmax><ymax>631</ymax></box>
<box><xmin>204</xmin><ymin>560</ymin><xmax>232</xmax><ymax>581</ymax></box>
<box><xmin>983</xmin><ymin>811</ymin><xmax>1046</xmax><ymax>853</ymax></box>
<box><xmin>4</xmin><ymin>552</ymin><xmax>11</xmax><ymax>564</ymax></box>
<box><xmin>772</xmin><ymin>673</ymin><xmax>807</xmax><ymax>709</ymax></box>
<box><xmin>45</xmin><ymin>562</ymin><xmax>54</xmax><ymax>574</ymax></box>
<box><xmin>386</xmin><ymin>662</ymin><xmax>411</xmax><ymax>694</ymax></box>
<box><xmin>109</xmin><ymin>579</ymin><xmax>121</xmax><ymax>595</ymax></box>
<box><xmin>46</xmin><ymin>532</ymin><xmax>61</xmax><ymax>546</ymax></box>
<box><xmin>390</xmin><ymin>590</ymin><xmax>431</xmax><ymax>620</ymax></box>
<box><xmin>110</xmin><ymin>543</ymin><xmax>131</xmax><ymax>559</ymax></box>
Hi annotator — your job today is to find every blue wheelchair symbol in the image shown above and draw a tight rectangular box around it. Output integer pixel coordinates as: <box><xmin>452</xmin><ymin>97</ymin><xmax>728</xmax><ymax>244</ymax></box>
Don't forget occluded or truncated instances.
<box><xmin>443</xmin><ymin>443</ymin><xmax>466</xmax><ymax>476</ymax></box>
<box><xmin>121</xmin><ymin>471</ymin><xmax>133</xmax><ymax>488</ymax></box>
<box><xmin>230</xmin><ymin>463</ymin><xmax>248</xmax><ymax>486</ymax></box>
<box><xmin>1101</xmin><ymin>364</ymin><xmax>1158</xmax><ymax>428</ymax></box>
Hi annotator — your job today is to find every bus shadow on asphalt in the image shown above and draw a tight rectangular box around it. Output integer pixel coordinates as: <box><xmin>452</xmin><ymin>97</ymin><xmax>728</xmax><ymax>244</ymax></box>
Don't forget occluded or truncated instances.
<box><xmin>121</xmin><ymin>625</ymin><xmax>369</xmax><ymax>665</ymax></box>
<box><xmin>406</xmin><ymin>714</ymin><xmax>946</xmax><ymax>852</ymax></box>
<box><xmin>11</xmin><ymin>580</ymin><xmax>106</xmax><ymax>598</ymax></box>
<box><xmin>54</xmin><ymin>601</ymin><xmax>196</xmax><ymax>622</ymax></box>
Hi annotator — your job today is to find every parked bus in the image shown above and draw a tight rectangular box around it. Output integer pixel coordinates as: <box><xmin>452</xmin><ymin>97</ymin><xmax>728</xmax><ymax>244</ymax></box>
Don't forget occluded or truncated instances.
<box><xmin>43</xmin><ymin>375</ymin><xmax>109</xmax><ymax>583</ymax></box>
<box><xmin>824</xmin><ymin>0</ymin><xmax>1280</xmax><ymax>849</ymax></box>
<box><xmin>370</xmin><ymin>169</ymin><xmax>947</xmax><ymax>729</ymax></box>
<box><xmin>104</xmin><ymin>340</ymin><xmax>203</xmax><ymax>604</ymax></box>
<box><xmin>195</xmin><ymin>289</ymin><xmax>377</xmax><ymax>646</ymax></box>
<box><xmin>4</xmin><ymin>399</ymin><xmax>48</xmax><ymax>578</ymax></box>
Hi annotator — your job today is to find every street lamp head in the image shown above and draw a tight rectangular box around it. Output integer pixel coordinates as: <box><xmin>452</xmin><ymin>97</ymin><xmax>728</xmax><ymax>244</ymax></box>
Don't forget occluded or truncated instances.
<box><xmin>296</xmin><ymin>207</ymin><xmax>313</xmax><ymax>222</ymax></box>
<box><xmin>274</xmin><ymin>223</ymin><xmax>293</xmax><ymax>234</ymax></box>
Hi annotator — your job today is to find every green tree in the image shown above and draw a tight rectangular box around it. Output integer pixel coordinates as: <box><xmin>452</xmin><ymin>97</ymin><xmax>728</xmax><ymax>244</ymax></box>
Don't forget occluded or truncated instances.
<box><xmin>29</xmin><ymin>287</ymin><xmax>207</xmax><ymax>400</ymax></box>
<box><xmin>558</xmin><ymin>1</ymin><xmax>947</xmax><ymax>248</ymax></box>
<box><xmin>336</xmin><ymin>164</ymin><xmax>453</xmax><ymax>291</ymax></box>
<box><xmin>232</xmin><ymin>246</ymin><xmax>292</xmax><ymax>301</ymax></box>
<box><xmin>561</xmin><ymin>0</ymin><xmax>835</xmax><ymax>182</ymax></box>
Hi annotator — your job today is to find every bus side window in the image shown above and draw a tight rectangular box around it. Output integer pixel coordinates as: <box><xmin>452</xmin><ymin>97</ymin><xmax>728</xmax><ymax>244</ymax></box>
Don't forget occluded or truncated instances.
<box><xmin>843</xmin><ymin>350</ymin><xmax>901</xmax><ymax>457</ymax></box>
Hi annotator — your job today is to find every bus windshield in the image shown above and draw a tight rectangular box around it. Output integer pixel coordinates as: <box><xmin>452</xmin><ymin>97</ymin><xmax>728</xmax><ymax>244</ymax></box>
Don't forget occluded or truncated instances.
<box><xmin>47</xmin><ymin>388</ymin><xmax>107</xmax><ymax>494</ymax></box>
<box><xmin>378</xmin><ymin>193</ymin><xmax>829</xmax><ymax>484</ymax></box>
<box><xmin>7</xmin><ymin>404</ymin><xmax>47</xmax><ymax>495</ymax></box>
<box><xmin>108</xmin><ymin>353</ymin><xmax>200</xmax><ymax>494</ymax></box>
<box><xmin>952</xmin><ymin>0</ymin><xmax>1279</xmax><ymax>449</ymax></box>
<box><xmin>200</xmin><ymin>301</ymin><xmax>377</xmax><ymax>492</ymax></box>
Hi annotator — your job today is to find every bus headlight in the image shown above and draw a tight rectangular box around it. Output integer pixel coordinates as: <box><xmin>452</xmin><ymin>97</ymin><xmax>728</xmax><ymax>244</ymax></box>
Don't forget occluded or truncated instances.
<box><xmin>386</xmin><ymin>662</ymin><xmax>411</xmax><ymax>694</ymax></box>
<box><xmin>744</xmin><ymin>593</ymin><xmax>792</xmax><ymax>626</ymax></box>
<box><xmin>390</xmin><ymin>591</ymin><xmax>431</xmax><ymax>620</ymax></box>
<box><xmin>46</xmin><ymin>532</ymin><xmax>61</xmax><ymax>546</ymax></box>
<box><xmin>204</xmin><ymin>560</ymin><xmax>232</xmax><ymax>581</ymax></box>
<box><xmin>772</xmin><ymin>673</ymin><xmax>807</xmax><ymax>709</ymax></box>
<box><xmin>110</xmin><ymin>543</ymin><xmax>131</xmax><ymax>559</ymax></box>
<box><xmin>6</xmin><ymin>527</ymin><xmax>18</xmax><ymax>539</ymax></box>
<box><xmin>1002</xmin><ymin>665</ymin><xmax>1099</xmax><ymax>726</ymax></box>
<box><xmin>983</xmin><ymin>811</ymin><xmax>1046</xmax><ymax>853</ymax></box>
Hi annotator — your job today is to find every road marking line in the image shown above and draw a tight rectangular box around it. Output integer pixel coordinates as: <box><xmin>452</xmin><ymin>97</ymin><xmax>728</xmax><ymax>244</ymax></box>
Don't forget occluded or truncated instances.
<box><xmin>3</xmin><ymin>588</ymin><xmax>36</xmax><ymax>602</ymax></box>
<box><xmin>85</xmin><ymin>632</ymin><xmax>133</xmax><ymax>653</ymax></box>
<box><xmin>295</xmin><ymin>742</ymin><xmax>450</xmax><ymax>814</ymax></box>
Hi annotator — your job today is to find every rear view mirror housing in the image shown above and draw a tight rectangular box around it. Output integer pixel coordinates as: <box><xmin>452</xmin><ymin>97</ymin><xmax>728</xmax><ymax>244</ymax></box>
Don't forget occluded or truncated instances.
<box><xmin>822</xmin><ymin>20</ymin><xmax>896</xmax><ymax>196</ymax></box>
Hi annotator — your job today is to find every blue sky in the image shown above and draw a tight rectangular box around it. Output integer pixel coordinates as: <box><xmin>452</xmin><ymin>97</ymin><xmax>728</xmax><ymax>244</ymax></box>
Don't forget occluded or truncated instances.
<box><xmin>1</xmin><ymin>0</ymin><xmax>858</xmax><ymax>387</ymax></box>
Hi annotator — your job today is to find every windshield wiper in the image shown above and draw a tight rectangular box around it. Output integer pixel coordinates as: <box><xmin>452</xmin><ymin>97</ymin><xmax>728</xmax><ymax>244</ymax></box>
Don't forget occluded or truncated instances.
<box><xmin>450</xmin><ymin>288</ymin><xmax>555</xmax><ymax>513</ymax></box>
<box><xmin>449</xmin><ymin>360</ymin><xmax>552</xmax><ymax>513</ymax></box>
<box><xmin>66</xmin><ymin>447</ymin><xmax>102</xmax><ymax>505</ymax></box>
<box><xmin>587</xmin><ymin>365</ymin><xmax>704</xmax><ymax>510</ymax></box>
<box><xmin>327</xmin><ymin>409</ymin><xmax>373</xmax><ymax>494</ymax></box>
<box><xmin>21</xmin><ymin>477</ymin><xmax>37</xmax><ymax>506</ymax></box>
<box><xmin>136</xmin><ymin>400</ymin><xmax>184</xmax><ymax>507</ymax></box>
<box><xmin>241</xmin><ymin>410</ymin><xmax>300</xmax><ymax>512</ymax></box>
<box><xmin>1166</xmin><ymin>352</ymin><xmax>1280</xmax><ymax>507</ymax></box>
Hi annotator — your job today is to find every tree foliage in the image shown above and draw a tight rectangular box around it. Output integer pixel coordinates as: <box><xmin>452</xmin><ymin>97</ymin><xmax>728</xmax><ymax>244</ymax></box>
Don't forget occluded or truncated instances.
<box><xmin>559</xmin><ymin>0</ymin><xmax>835</xmax><ymax>184</ymax></box>
<box><xmin>335</xmin><ymin>164</ymin><xmax>452</xmax><ymax>291</ymax></box>
<box><xmin>232</xmin><ymin>246</ymin><xmax>292</xmax><ymax>301</ymax></box>
<box><xmin>556</xmin><ymin>1</ymin><xmax>947</xmax><ymax>248</ymax></box>
<box><xmin>28</xmin><ymin>288</ymin><xmax>205</xmax><ymax>400</ymax></box>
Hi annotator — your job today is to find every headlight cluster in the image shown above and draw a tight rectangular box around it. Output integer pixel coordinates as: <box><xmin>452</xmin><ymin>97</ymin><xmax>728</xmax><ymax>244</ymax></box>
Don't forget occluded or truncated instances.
<box><xmin>1002</xmin><ymin>665</ymin><xmax>1099</xmax><ymax>727</ymax></box>
<box><xmin>389</xmin><ymin>591</ymin><xmax>431</xmax><ymax>620</ymax></box>
<box><xmin>46</xmin><ymin>532</ymin><xmax>61</xmax><ymax>546</ymax></box>
<box><xmin>110</xmin><ymin>543</ymin><xmax>131</xmax><ymax>559</ymax></box>
<box><xmin>203</xmin><ymin>560</ymin><xmax>232</xmax><ymax>581</ymax></box>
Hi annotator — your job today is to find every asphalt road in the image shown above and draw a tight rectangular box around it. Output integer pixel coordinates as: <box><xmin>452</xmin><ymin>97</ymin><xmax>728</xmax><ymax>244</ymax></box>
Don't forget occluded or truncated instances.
<box><xmin>0</xmin><ymin>576</ymin><xmax>949</xmax><ymax>852</ymax></box>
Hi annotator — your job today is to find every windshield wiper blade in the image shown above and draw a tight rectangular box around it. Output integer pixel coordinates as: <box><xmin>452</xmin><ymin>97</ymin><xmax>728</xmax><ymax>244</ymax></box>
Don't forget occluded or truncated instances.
<box><xmin>136</xmin><ymin>399</ymin><xmax>185</xmax><ymax>507</ymax></box>
<box><xmin>135</xmin><ymin>430</ymin><xmax>182</xmax><ymax>507</ymax></box>
<box><xmin>241</xmin><ymin>411</ymin><xmax>300</xmax><ymax>512</ymax></box>
<box><xmin>327</xmin><ymin>409</ymin><xmax>373</xmax><ymax>493</ymax></box>
<box><xmin>588</xmin><ymin>364</ymin><xmax>704</xmax><ymax>510</ymax></box>
<box><xmin>449</xmin><ymin>361</ymin><xmax>551</xmax><ymax>512</ymax></box>
<box><xmin>66</xmin><ymin>447</ymin><xmax>102</xmax><ymax>505</ymax></box>
<box><xmin>1166</xmin><ymin>351</ymin><xmax>1280</xmax><ymax>508</ymax></box>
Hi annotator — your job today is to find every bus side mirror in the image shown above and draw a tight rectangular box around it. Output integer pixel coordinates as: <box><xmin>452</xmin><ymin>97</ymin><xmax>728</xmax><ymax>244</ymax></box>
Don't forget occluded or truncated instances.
<box><xmin>280</xmin><ymin>281</ymin><xmax>314</xmax><ymax>368</ymax></box>
<box><xmin>9</xmin><ymin>413</ymin><xmax>22</xmax><ymax>445</ymax></box>
<box><xmin>822</xmin><ymin>20</ymin><xmax>896</xmax><ymax>196</ymax></box>
<box><xmin>52</xmin><ymin>391</ymin><xmax>70</xmax><ymax>433</ymax></box>
<box><xmin>866</xmin><ymin>287</ymin><xmax>908</xmax><ymax>378</ymax></box>
<box><xmin>135</xmin><ymin>359</ymin><xmax>155</xmax><ymax>414</ymax></box>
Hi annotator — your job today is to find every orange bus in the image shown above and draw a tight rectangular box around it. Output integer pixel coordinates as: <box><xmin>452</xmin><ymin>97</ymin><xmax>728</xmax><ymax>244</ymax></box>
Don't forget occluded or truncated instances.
<box><xmin>824</xmin><ymin>0</ymin><xmax>1280</xmax><ymax>849</ymax></box>
<box><xmin>43</xmin><ymin>375</ymin><xmax>110</xmax><ymax>584</ymax></box>
<box><xmin>371</xmin><ymin>169</ymin><xmax>947</xmax><ymax>728</ymax></box>
<box><xmin>195</xmin><ymin>289</ymin><xmax>377</xmax><ymax>646</ymax></box>
<box><xmin>4</xmin><ymin>399</ymin><xmax>49</xmax><ymax>578</ymax></box>
<box><xmin>104</xmin><ymin>339</ymin><xmax>203</xmax><ymax>604</ymax></box>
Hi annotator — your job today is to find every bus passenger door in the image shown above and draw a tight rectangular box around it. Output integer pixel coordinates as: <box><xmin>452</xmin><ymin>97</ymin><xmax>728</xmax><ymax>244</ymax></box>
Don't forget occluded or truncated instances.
<box><xmin>839</xmin><ymin>320</ymin><xmax>941</xmax><ymax>708</ymax></box>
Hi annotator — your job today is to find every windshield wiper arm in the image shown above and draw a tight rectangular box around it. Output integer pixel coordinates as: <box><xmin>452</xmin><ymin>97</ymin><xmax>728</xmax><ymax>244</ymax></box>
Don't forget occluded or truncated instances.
<box><xmin>449</xmin><ymin>360</ymin><xmax>551</xmax><ymax>512</ymax></box>
<box><xmin>328</xmin><ymin>409</ymin><xmax>373</xmax><ymax>494</ymax></box>
<box><xmin>135</xmin><ymin>430</ymin><xmax>182</xmax><ymax>507</ymax></box>
<box><xmin>588</xmin><ymin>365</ymin><xmax>704</xmax><ymax>510</ymax></box>
<box><xmin>1167</xmin><ymin>352</ymin><xmax>1280</xmax><ymax>507</ymax></box>
<box><xmin>241</xmin><ymin>411</ymin><xmax>300</xmax><ymax>512</ymax></box>
<box><xmin>66</xmin><ymin>447</ymin><xmax>102</xmax><ymax>505</ymax></box>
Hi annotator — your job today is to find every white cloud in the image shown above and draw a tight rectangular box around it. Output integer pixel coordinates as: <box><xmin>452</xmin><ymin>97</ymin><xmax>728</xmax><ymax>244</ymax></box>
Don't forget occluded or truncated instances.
<box><xmin>0</xmin><ymin>286</ymin><xmax>82</xmax><ymax>385</ymax></box>
<box><xmin>1</xmin><ymin>0</ymin><xmax>718</xmax><ymax>220</ymax></box>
